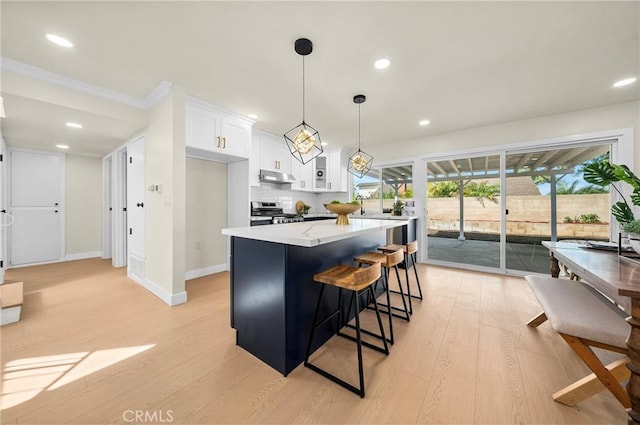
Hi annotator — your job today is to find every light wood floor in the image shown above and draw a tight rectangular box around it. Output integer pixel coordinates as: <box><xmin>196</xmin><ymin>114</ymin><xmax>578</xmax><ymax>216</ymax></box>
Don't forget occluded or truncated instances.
<box><xmin>1</xmin><ymin>258</ymin><xmax>627</xmax><ymax>424</ymax></box>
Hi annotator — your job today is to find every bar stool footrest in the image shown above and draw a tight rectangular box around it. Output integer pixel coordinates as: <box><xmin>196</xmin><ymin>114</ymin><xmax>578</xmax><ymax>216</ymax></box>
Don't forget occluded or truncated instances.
<box><xmin>375</xmin><ymin>303</ymin><xmax>411</xmax><ymax>321</ymax></box>
<box><xmin>304</xmin><ymin>362</ymin><xmax>364</xmax><ymax>398</ymax></box>
<box><xmin>343</xmin><ymin>324</ymin><xmax>393</xmax><ymax>347</ymax></box>
<box><xmin>337</xmin><ymin>330</ymin><xmax>389</xmax><ymax>355</ymax></box>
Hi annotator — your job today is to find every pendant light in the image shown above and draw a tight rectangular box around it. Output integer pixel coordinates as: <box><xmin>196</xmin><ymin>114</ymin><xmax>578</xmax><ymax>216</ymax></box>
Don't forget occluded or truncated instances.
<box><xmin>347</xmin><ymin>94</ymin><xmax>373</xmax><ymax>178</ymax></box>
<box><xmin>283</xmin><ymin>38</ymin><xmax>323</xmax><ymax>165</ymax></box>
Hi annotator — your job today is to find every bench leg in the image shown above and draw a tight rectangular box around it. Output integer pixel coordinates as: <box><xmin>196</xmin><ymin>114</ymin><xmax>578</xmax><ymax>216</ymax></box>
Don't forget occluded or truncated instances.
<box><xmin>526</xmin><ymin>311</ymin><xmax>547</xmax><ymax>328</ymax></box>
<box><xmin>560</xmin><ymin>333</ymin><xmax>631</xmax><ymax>408</ymax></box>
<box><xmin>553</xmin><ymin>357</ymin><xmax>630</xmax><ymax>406</ymax></box>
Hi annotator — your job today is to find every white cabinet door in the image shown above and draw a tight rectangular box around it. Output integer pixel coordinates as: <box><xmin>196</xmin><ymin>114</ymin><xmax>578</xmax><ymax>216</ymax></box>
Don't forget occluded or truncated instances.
<box><xmin>10</xmin><ymin>208</ymin><xmax>61</xmax><ymax>265</ymax></box>
<box><xmin>126</xmin><ymin>137</ymin><xmax>145</xmax><ymax>271</ymax></box>
<box><xmin>249</xmin><ymin>134</ymin><xmax>262</xmax><ymax>186</ymax></box>
<box><xmin>260</xmin><ymin>135</ymin><xmax>291</xmax><ymax>173</ymax></box>
<box><xmin>9</xmin><ymin>149</ymin><xmax>64</xmax><ymax>266</ymax></box>
<box><xmin>186</xmin><ymin>103</ymin><xmax>221</xmax><ymax>152</ymax></box>
<box><xmin>186</xmin><ymin>99</ymin><xmax>252</xmax><ymax>161</ymax></box>
<box><xmin>221</xmin><ymin>117</ymin><xmax>250</xmax><ymax>158</ymax></box>
<box><xmin>328</xmin><ymin>148</ymin><xmax>347</xmax><ymax>192</ymax></box>
<box><xmin>290</xmin><ymin>159</ymin><xmax>314</xmax><ymax>191</ymax></box>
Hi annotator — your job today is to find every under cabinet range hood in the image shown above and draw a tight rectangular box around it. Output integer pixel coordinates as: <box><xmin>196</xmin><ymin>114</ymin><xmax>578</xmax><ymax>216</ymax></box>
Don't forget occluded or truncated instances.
<box><xmin>259</xmin><ymin>169</ymin><xmax>296</xmax><ymax>184</ymax></box>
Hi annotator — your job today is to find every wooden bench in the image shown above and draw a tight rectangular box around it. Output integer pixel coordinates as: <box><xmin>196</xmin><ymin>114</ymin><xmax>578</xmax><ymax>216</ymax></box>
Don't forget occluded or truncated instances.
<box><xmin>525</xmin><ymin>275</ymin><xmax>630</xmax><ymax>408</ymax></box>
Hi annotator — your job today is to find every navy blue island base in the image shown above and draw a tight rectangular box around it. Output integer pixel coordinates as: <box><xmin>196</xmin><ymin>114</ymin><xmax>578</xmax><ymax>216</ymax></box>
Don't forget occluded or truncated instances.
<box><xmin>230</xmin><ymin>230</ymin><xmax>387</xmax><ymax>376</ymax></box>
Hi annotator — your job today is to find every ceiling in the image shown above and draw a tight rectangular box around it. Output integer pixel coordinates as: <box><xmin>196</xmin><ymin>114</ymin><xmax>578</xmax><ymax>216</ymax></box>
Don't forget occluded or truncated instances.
<box><xmin>1</xmin><ymin>1</ymin><xmax>638</xmax><ymax>158</ymax></box>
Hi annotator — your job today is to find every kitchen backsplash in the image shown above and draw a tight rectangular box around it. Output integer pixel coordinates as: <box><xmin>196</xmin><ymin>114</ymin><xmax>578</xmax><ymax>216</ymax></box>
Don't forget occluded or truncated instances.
<box><xmin>251</xmin><ymin>184</ymin><xmax>349</xmax><ymax>214</ymax></box>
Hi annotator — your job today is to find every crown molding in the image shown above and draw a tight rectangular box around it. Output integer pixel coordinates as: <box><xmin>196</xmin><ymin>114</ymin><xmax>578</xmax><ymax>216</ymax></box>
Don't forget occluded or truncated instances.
<box><xmin>1</xmin><ymin>57</ymin><xmax>171</xmax><ymax>110</ymax></box>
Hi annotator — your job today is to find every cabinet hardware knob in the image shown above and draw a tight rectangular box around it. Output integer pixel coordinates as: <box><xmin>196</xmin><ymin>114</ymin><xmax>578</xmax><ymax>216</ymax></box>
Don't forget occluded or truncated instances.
<box><xmin>137</xmin><ymin>202</ymin><xmax>144</xmax><ymax>208</ymax></box>
<box><xmin>216</xmin><ymin>136</ymin><xmax>221</xmax><ymax>148</ymax></box>
<box><xmin>223</xmin><ymin>137</ymin><xmax>226</xmax><ymax>148</ymax></box>
<box><xmin>54</xmin><ymin>210</ymin><xmax>59</xmax><ymax>213</ymax></box>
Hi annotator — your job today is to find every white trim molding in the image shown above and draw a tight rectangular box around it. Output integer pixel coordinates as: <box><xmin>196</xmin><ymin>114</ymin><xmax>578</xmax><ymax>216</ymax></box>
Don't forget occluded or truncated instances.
<box><xmin>127</xmin><ymin>273</ymin><xmax>188</xmax><ymax>307</ymax></box>
<box><xmin>1</xmin><ymin>57</ymin><xmax>172</xmax><ymax>109</ymax></box>
<box><xmin>185</xmin><ymin>264</ymin><xmax>227</xmax><ymax>281</ymax></box>
<box><xmin>65</xmin><ymin>251</ymin><xmax>102</xmax><ymax>261</ymax></box>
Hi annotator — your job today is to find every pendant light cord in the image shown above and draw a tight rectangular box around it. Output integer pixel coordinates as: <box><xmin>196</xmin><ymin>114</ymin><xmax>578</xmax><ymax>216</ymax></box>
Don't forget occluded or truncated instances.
<box><xmin>358</xmin><ymin>103</ymin><xmax>361</xmax><ymax>150</ymax></box>
<box><xmin>302</xmin><ymin>56</ymin><xmax>306</xmax><ymax>123</ymax></box>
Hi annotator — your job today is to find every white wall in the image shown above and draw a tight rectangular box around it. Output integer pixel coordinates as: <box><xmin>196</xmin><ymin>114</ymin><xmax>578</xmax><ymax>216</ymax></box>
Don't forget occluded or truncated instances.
<box><xmin>369</xmin><ymin>100</ymin><xmax>640</xmax><ymax>168</ymax></box>
<box><xmin>185</xmin><ymin>157</ymin><xmax>227</xmax><ymax>273</ymax></box>
<box><xmin>65</xmin><ymin>155</ymin><xmax>102</xmax><ymax>256</ymax></box>
<box><xmin>145</xmin><ymin>86</ymin><xmax>187</xmax><ymax>305</ymax></box>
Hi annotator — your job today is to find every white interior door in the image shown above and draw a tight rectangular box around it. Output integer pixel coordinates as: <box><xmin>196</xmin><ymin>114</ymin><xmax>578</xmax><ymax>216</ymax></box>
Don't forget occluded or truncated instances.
<box><xmin>126</xmin><ymin>137</ymin><xmax>145</xmax><ymax>278</ymax></box>
<box><xmin>10</xmin><ymin>209</ymin><xmax>61</xmax><ymax>264</ymax></box>
<box><xmin>9</xmin><ymin>149</ymin><xmax>64</xmax><ymax>266</ymax></box>
<box><xmin>103</xmin><ymin>155</ymin><xmax>112</xmax><ymax>259</ymax></box>
<box><xmin>0</xmin><ymin>138</ymin><xmax>7</xmax><ymax>281</ymax></box>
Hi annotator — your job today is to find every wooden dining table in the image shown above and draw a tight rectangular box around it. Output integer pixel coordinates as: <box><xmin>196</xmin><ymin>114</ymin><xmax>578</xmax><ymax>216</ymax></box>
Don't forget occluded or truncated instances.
<box><xmin>542</xmin><ymin>241</ymin><xmax>640</xmax><ymax>424</ymax></box>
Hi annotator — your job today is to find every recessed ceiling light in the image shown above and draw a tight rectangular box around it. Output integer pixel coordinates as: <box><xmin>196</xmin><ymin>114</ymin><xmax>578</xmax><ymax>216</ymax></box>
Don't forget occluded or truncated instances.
<box><xmin>419</xmin><ymin>119</ymin><xmax>430</xmax><ymax>126</ymax></box>
<box><xmin>247</xmin><ymin>113</ymin><xmax>258</xmax><ymax>120</ymax></box>
<box><xmin>66</xmin><ymin>122</ymin><xmax>82</xmax><ymax>129</ymax></box>
<box><xmin>46</xmin><ymin>33</ymin><xmax>73</xmax><ymax>48</ymax></box>
<box><xmin>374</xmin><ymin>58</ymin><xmax>390</xmax><ymax>70</ymax></box>
<box><xmin>56</xmin><ymin>144</ymin><xmax>69</xmax><ymax>150</ymax></box>
<box><xmin>613</xmin><ymin>77</ymin><xmax>637</xmax><ymax>88</ymax></box>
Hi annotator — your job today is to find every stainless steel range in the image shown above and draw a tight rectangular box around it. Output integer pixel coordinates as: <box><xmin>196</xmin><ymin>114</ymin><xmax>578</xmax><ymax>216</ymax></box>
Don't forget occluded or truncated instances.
<box><xmin>250</xmin><ymin>201</ymin><xmax>304</xmax><ymax>226</ymax></box>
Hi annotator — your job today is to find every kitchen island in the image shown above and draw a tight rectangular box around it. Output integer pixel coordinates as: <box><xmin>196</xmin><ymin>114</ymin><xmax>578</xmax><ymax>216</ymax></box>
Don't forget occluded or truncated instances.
<box><xmin>222</xmin><ymin>219</ymin><xmax>409</xmax><ymax>376</ymax></box>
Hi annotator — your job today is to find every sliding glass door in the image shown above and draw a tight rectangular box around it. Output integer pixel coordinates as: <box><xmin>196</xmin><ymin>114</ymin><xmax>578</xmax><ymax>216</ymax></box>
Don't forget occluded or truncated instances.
<box><xmin>505</xmin><ymin>145</ymin><xmax>610</xmax><ymax>272</ymax></box>
<box><xmin>425</xmin><ymin>142</ymin><xmax>612</xmax><ymax>273</ymax></box>
<box><xmin>426</xmin><ymin>154</ymin><xmax>502</xmax><ymax>269</ymax></box>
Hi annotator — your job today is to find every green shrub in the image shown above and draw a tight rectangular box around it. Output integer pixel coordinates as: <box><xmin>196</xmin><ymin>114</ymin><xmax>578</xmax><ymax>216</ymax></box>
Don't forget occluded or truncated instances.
<box><xmin>578</xmin><ymin>213</ymin><xmax>601</xmax><ymax>224</ymax></box>
<box><xmin>622</xmin><ymin>220</ymin><xmax>640</xmax><ymax>235</ymax></box>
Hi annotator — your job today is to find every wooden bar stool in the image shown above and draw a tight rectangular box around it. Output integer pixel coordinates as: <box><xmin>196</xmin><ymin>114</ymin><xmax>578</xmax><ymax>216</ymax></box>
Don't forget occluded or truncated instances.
<box><xmin>378</xmin><ymin>240</ymin><xmax>423</xmax><ymax>315</ymax></box>
<box><xmin>353</xmin><ymin>248</ymin><xmax>408</xmax><ymax>345</ymax></box>
<box><xmin>304</xmin><ymin>261</ymin><xmax>388</xmax><ymax>398</ymax></box>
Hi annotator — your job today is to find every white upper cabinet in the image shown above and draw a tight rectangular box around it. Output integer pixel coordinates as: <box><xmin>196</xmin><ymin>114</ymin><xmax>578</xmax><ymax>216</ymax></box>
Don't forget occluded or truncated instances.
<box><xmin>290</xmin><ymin>158</ymin><xmax>314</xmax><ymax>191</ymax></box>
<box><xmin>328</xmin><ymin>148</ymin><xmax>348</xmax><ymax>192</ymax></box>
<box><xmin>249</xmin><ymin>131</ymin><xmax>348</xmax><ymax>193</ymax></box>
<box><xmin>185</xmin><ymin>97</ymin><xmax>252</xmax><ymax>162</ymax></box>
<box><xmin>258</xmin><ymin>132</ymin><xmax>291</xmax><ymax>173</ymax></box>
<box><xmin>312</xmin><ymin>148</ymin><xmax>348</xmax><ymax>192</ymax></box>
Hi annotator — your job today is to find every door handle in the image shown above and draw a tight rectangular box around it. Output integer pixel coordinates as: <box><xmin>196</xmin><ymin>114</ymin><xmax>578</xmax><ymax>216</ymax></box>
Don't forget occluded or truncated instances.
<box><xmin>137</xmin><ymin>202</ymin><xmax>144</xmax><ymax>208</ymax></box>
<box><xmin>216</xmin><ymin>136</ymin><xmax>221</xmax><ymax>148</ymax></box>
<box><xmin>1</xmin><ymin>210</ymin><xmax>5</xmax><ymax>213</ymax></box>
<box><xmin>223</xmin><ymin>137</ymin><xmax>226</xmax><ymax>149</ymax></box>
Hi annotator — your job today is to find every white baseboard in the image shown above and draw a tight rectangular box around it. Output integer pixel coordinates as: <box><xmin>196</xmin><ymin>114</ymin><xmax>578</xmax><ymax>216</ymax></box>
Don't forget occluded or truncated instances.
<box><xmin>65</xmin><ymin>251</ymin><xmax>102</xmax><ymax>261</ymax></box>
<box><xmin>185</xmin><ymin>263</ymin><xmax>227</xmax><ymax>280</ymax></box>
<box><xmin>127</xmin><ymin>273</ymin><xmax>187</xmax><ymax>307</ymax></box>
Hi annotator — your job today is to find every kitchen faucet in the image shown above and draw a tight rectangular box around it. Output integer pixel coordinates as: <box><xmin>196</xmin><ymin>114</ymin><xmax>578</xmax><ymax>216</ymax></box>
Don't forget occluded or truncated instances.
<box><xmin>356</xmin><ymin>195</ymin><xmax>365</xmax><ymax>215</ymax></box>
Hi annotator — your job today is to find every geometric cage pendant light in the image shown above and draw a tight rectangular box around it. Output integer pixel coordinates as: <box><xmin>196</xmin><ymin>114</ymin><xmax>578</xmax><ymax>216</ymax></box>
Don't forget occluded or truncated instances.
<box><xmin>347</xmin><ymin>94</ymin><xmax>374</xmax><ymax>178</ymax></box>
<box><xmin>283</xmin><ymin>38</ymin><xmax>323</xmax><ymax>165</ymax></box>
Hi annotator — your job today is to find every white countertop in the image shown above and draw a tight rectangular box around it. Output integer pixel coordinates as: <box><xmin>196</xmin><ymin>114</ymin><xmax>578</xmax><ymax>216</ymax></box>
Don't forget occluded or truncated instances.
<box><xmin>222</xmin><ymin>218</ymin><xmax>409</xmax><ymax>247</ymax></box>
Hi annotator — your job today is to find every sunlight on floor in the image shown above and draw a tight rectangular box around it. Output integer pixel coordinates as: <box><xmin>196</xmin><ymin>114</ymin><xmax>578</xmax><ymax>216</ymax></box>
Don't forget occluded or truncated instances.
<box><xmin>1</xmin><ymin>344</ymin><xmax>154</xmax><ymax>410</ymax></box>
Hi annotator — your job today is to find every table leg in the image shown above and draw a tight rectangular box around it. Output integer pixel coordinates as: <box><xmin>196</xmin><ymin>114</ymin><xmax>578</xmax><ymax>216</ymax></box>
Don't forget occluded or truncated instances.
<box><xmin>627</xmin><ymin>297</ymin><xmax>640</xmax><ymax>424</ymax></box>
<box><xmin>550</xmin><ymin>252</ymin><xmax>560</xmax><ymax>278</ymax></box>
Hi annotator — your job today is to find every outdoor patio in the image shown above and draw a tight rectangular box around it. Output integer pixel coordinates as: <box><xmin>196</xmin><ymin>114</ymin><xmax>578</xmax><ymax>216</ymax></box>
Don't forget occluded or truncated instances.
<box><xmin>426</xmin><ymin>236</ymin><xmax>553</xmax><ymax>273</ymax></box>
